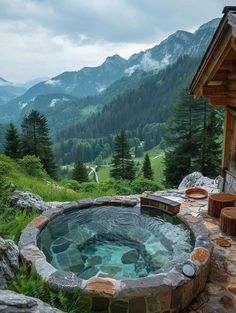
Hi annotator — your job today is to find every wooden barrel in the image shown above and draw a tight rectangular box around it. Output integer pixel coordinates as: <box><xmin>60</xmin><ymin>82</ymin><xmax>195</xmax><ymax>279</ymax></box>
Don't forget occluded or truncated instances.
<box><xmin>220</xmin><ymin>207</ymin><xmax>236</xmax><ymax>235</ymax></box>
<box><xmin>208</xmin><ymin>192</ymin><xmax>236</xmax><ymax>217</ymax></box>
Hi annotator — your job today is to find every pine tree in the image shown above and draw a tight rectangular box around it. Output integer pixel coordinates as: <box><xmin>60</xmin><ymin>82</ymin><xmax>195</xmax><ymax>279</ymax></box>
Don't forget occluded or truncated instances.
<box><xmin>21</xmin><ymin>110</ymin><xmax>57</xmax><ymax>178</ymax></box>
<box><xmin>72</xmin><ymin>159</ymin><xmax>88</xmax><ymax>182</ymax></box>
<box><xmin>164</xmin><ymin>91</ymin><xmax>222</xmax><ymax>187</ymax></box>
<box><xmin>142</xmin><ymin>153</ymin><xmax>154</xmax><ymax>180</ymax></box>
<box><xmin>4</xmin><ymin>123</ymin><xmax>21</xmax><ymax>159</ymax></box>
<box><xmin>192</xmin><ymin>101</ymin><xmax>222</xmax><ymax>177</ymax></box>
<box><xmin>110</xmin><ymin>130</ymin><xmax>135</xmax><ymax>180</ymax></box>
<box><xmin>164</xmin><ymin>92</ymin><xmax>196</xmax><ymax>187</ymax></box>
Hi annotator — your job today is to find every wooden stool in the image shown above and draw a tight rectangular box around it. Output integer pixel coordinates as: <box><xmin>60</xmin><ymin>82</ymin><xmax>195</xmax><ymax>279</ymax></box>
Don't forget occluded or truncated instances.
<box><xmin>208</xmin><ymin>192</ymin><xmax>236</xmax><ymax>217</ymax></box>
<box><xmin>220</xmin><ymin>207</ymin><xmax>236</xmax><ymax>235</ymax></box>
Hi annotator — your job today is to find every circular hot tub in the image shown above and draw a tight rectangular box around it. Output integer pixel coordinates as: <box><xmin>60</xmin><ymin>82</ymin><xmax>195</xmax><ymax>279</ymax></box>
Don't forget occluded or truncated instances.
<box><xmin>19</xmin><ymin>196</ymin><xmax>212</xmax><ymax>313</ymax></box>
<box><xmin>38</xmin><ymin>205</ymin><xmax>194</xmax><ymax>280</ymax></box>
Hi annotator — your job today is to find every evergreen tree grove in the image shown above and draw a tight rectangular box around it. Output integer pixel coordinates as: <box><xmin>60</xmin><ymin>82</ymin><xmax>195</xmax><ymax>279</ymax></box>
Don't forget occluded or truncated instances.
<box><xmin>4</xmin><ymin>123</ymin><xmax>21</xmax><ymax>159</ymax></box>
<box><xmin>142</xmin><ymin>153</ymin><xmax>154</xmax><ymax>180</ymax></box>
<box><xmin>164</xmin><ymin>91</ymin><xmax>222</xmax><ymax>188</ymax></box>
<box><xmin>72</xmin><ymin>159</ymin><xmax>89</xmax><ymax>182</ymax></box>
<box><xmin>110</xmin><ymin>130</ymin><xmax>135</xmax><ymax>180</ymax></box>
<box><xmin>21</xmin><ymin>110</ymin><xmax>57</xmax><ymax>178</ymax></box>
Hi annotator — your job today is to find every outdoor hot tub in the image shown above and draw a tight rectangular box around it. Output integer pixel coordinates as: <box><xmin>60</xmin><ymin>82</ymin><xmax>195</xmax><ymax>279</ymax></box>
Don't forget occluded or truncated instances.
<box><xmin>19</xmin><ymin>196</ymin><xmax>212</xmax><ymax>313</ymax></box>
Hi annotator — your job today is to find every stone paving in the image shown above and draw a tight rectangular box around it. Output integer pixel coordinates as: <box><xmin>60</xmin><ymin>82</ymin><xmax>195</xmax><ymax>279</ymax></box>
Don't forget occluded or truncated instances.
<box><xmin>170</xmin><ymin>190</ymin><xmax>236</xmax><ymax>313</ymax></box>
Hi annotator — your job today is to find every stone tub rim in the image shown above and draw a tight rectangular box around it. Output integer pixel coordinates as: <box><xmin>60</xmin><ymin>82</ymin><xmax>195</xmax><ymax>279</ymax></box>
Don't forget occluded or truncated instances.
<box><xmin>19</xmin><ymin>195</ymin><xmax>212</xmax><ymax>309</ymax></box>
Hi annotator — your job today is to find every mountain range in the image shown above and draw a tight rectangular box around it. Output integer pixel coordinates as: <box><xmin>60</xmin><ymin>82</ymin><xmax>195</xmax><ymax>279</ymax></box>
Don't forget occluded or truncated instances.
<box><xmin>0</xmin><ymin>77</ymin><xmax>48</xmax><ymax>108</ymax></box>
<box><xmin>0</xmin><ymin>17</ymin><xmax>221</xmax><ymax>164</ymax></box>
<box><xmin>0</xmin><ymin>18</ymin><xmax>219</xmax><ymax>127</ymax></box>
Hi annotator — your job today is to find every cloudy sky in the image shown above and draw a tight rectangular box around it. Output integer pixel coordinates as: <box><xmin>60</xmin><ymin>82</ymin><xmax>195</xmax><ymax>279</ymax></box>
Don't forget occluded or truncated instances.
<box><xmin>0</xmin><ymin>0</ymin><xmax>233</xmax><ymax>83</ymax></box>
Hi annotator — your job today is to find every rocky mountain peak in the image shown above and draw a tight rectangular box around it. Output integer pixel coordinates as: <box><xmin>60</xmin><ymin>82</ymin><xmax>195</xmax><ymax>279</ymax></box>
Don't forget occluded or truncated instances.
<box><xmin>195</xmin><ymin>18</ymin><xmax>220</xmax><ymax>33</ymax></box>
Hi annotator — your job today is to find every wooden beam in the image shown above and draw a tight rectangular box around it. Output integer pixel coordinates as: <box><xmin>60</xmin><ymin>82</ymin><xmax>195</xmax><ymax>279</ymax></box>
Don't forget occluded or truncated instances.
<box><xmin>208</xmin><ymin>80</ymin><xmax>227</xmax><ymax>86</ymax></box>
<box><xmin>203</xmin><ymin>85</ymin><xmax>227</xmax><ymax>96</ymax></box>
<box><xmin>227</xmin><ymin>71</ymin><xmax>236</xmax><ymax>80</ymax></box>
<box><xmin>227</xmin><ymin>80</ymin><xmax>236</xmax><ymax>90</ymax></box>
<box><xmin>226</xmin><ymin>106</ymin><xmax>236</xmax><ymax>118</ymax></box>
<box><xmin>207</xmin><ymin>96</ymin><xmax>228</xmax><ymax>105</ymax></box>
<box><xmin>222</xmin><ymin>108</ymin><xmax>235</xmax><ymax>172</ymax></box>
<box><xmin>212</xmin><ymin>70</ymin><xmax>229</xmax><ymax>81</ymax></box>
<box><xmin>220</xmin><ymin>60</ymin><xmax>235</xmax><ymax>71</ymax></box>
<box><xmin>227</xmin><ymin>98</ymin><xmax>236</xmax><ymax>105</ymax></box>
<box><xmin>231</xmin><ymin>37</ymin><xmax>236</xmax><ymax>52</ymax></box>
<box><xmin>192</xmin><ymin>29</ymin><xmax>232</xmax><ymax>96</ymax></box>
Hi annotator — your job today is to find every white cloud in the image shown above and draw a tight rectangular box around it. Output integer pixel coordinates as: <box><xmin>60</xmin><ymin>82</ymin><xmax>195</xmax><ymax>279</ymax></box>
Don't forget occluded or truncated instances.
<box><xmin>45</xmin><ymin>79</ymin><xmax>61</xmax><ymax>86</ymax></box>
<box><xmin>0</xmin><ymin>0</ymin><xmax>232</xmax><ymax>82</ymax></box>
<box><xmin>125</xmin><ymin>51</ymin><xmax>171</xmax><ymax>76</ymax></box>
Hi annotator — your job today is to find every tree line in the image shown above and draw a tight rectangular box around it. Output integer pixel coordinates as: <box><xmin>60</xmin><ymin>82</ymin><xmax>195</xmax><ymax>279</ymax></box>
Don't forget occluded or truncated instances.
<box><xmin>4</xmin><ymin>110</ymin><xmax>57</xmax><ymax>178</ymax></box>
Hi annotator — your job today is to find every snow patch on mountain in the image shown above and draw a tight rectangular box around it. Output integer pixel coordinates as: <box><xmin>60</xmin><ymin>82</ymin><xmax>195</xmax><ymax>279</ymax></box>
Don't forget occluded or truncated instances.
<box><xmin>96</xmin><ymin>86</ymin><xmax>106</xmax><ymax>93</ymax></box>
<box><xmin>125</xmin><ymin>51</ymin><xmax>171</xmax><ymax>76</ymax></box>
<box><xmin>45</xmin><ymin>79</ymin><xmax>61</xmax><ymax>86</ymax></box>
<box><xmin>49</xmin><ymin>99</ymin><xmax>59</xmax><ymax>107</ymax></box>
<box><xmin>49</xmin><ymin>97</ymin><xmax>70</xmax><ymax>108</ymax></box>
<box><xmin>18</xmin><ymin>101</ymin><xmax>28</xmax><ymax>110</ymax></box>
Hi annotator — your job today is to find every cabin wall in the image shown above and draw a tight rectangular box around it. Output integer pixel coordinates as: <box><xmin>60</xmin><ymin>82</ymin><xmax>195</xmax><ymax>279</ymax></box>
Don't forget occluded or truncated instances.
<box><xmin>221</xmin><ymin>109</ymin><xmax>236</xmax><ymax>194</ymax></box>
<box><xmin>224</xmin><ymin>170</ymin><xmax>236</xmax><ymax>193</ymax></box>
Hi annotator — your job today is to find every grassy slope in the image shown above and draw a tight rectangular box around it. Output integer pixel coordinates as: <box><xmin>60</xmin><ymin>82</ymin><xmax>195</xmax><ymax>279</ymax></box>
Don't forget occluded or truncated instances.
<box><xmin>96</xmin><ymin>145</ymin><xmax>165</xmax><ymax>187</ymax></box>
<box><xmin>0</xmin><ymin>154</ymin><xmax>163</xmax><ymax>313</ymax></box>
<box><xmin>0</xmin><ymin>154</ymin><xmax>116</xmax><ymax>202</ymax></box>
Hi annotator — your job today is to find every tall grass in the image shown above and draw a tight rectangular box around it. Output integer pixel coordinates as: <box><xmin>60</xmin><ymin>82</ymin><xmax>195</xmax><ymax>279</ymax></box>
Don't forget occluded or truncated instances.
<box><xmin>8</xmin><ymin>265</ymin><xmax>93</xmax><ymax>313</ymax></box>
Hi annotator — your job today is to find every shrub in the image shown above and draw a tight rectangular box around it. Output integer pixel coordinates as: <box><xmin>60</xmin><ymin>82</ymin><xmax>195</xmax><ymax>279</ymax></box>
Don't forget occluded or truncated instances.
<box><xmin>77</xmin><ymin>182</ymin><xmax>99</xmax><ymax>193</ymax></box>
<box><xmin>18</xmin><ymin>155</ymin><xmax>47</xmax><ymax>177</ymax></box>
<box><xmin>130</xmin><ymin>178</ymin><xmax>162</xmax><ymax>194</ymax></box>
<box><xmin>62</xmin><ymin>179</ymin><xmax>80</xmax><ymax>191</ymax></box>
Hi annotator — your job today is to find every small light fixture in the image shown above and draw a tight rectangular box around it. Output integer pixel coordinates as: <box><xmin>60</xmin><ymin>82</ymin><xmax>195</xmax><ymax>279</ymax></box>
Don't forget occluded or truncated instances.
<box><xmin>182</xmin><ymin>262</ymin><xmax>196</xmax><ymax>278</ymax></box>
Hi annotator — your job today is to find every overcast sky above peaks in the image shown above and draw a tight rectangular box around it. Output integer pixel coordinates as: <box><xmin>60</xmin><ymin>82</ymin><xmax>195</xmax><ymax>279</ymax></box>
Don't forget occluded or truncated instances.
<box><xmin>0</xmin><ymin>0</ymin><xmax>233</xmax><ymax>83</ymax></box>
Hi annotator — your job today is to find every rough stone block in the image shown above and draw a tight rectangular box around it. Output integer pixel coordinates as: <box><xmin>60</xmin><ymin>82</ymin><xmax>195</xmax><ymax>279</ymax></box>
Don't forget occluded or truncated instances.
<box><xmin>48</xmin><ymin>270</ymin><xmax>80</xmax><ymax>290</ymax></box>
<box><xmin>181</xmin><ymin>279</ymin><xmax>193</xmax><ymax>309</ymax></box>
<box><xmin>171</xmin><ymin>286</ymin><xmax>182</xmax><ymax>310</ymax></box>
<box><xmin>85</xmin><ymin>277</ymin><xmax>116</xmax><ymax>296</ymax></box>
<box><xmin>35</xmin><ymin>259</ymin><xmax>57</xmax><ymax>280</ymax></box>
<box><xmin>110</xmin><ymin>300</ymin><xmax>128</xmax><ymax>313</ymax></box>
<box><xmin>42</xmin><ymin>206</ymin><xmax>64</xmax><ymax>218</ymax></box>
<box><xmin>146</xmin><ymin>296</ymin><xmax>161</xmax><ymax>313</ymax></box>
<box><xmin>91</xmin><ymin>297</ymin><xmax>110</xmax><ymax>311</ymax></box>
<box><xmin>160</xmin><ymin>291</ymin><xmax>171</xmax><ymax>311</ymax></box>
<box><xmin>28</xmin><ymin>215</ymin><xmax>49</xmax><ymax>229</ymax></box>
<box><xmin>18</xmin><ymin>227</ymin><xmax>39</xmax><ymax>249</ymax></box>
<box><xmin>118</xmin><ymin>275</ymin><xmax>169</xmax><ymax>298</ymax></box>
<box><xmin>20</xmin><ymin>244</ymin><xmax>45</xmax><ymax>265</ymax></box>
<box><xmin>129</xmin><ymin>297</ymin><xmax>146</xmax><ymax>313</ymax></box>
<box><xmin>190</xmin><ymin>247</ymin><xmax>210</xmax><ymax>267</ymax></box>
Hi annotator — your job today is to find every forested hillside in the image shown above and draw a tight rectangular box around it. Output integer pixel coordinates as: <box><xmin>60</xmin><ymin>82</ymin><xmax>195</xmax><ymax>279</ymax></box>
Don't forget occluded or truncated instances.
<box><xmin>55</xmin><ymin>56</ymin><xmax>200</xmax><ymax>164</ymax></box>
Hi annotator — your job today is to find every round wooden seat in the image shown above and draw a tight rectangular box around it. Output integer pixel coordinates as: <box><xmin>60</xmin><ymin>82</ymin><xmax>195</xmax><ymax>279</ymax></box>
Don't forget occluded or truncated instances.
<box><xmin>220</xmin><ymin>207</ymin><xmax>236</xmax><ymax>235</ymax></box>
<box><xmin>208</xmin><ymin>192</ymin><xmax>236</xmax><ymax>217</ymax></box>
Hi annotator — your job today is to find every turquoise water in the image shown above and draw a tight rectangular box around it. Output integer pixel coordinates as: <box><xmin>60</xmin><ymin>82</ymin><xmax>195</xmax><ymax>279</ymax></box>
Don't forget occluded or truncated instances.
<box><xmin>38</xmin><ymin>206</ymin><xmax>194</xmax><ymax>279</ymax></box>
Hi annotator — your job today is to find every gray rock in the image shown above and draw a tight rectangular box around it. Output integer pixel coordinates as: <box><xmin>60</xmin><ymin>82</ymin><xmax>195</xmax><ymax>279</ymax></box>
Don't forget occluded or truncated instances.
<box><xmin>10</xmin><ymin>191</ymin><xmax>49</xmax><ymax>212</ymax></box>
<box><xmin>121</xmin><ymin>249</ymin><xmax>139</xmax><ymax>264</ymax></box>
<box><xmin>0</xmin><ymin>290</ymin><xmax>63</xmax><ymax>312</ymax></box>
<box><xmin>0</xmin><ymin>237</ymin><xmax>19</xmax><ymax>289</ymax></box>
<box><xmin>18</xmin><ymin>227</ymin><xmax>39</xmax><ymax>250</ymax></box>
<box><xmin>178</xmin><ymin>172</ymin><xmax>217</xmax><ymax>190</ymax></box>
<box><xmin>79</xmin><ymin>267</ymin><xmax>99</xmax><ymax>280</ymax></box>
<box><xmin>51</xmin><ymin>237</ymin><xmax>71</xmax><ymax>254</ymax></box>
<box><xmin>48</xmin><ymin>271</ymin><xmax>80</xmax><ymax>290</ymax></box>
<box><xmin>87</xmin><ymin>255</ymin><xmax>102</xmax><ymax>267</ymax></box>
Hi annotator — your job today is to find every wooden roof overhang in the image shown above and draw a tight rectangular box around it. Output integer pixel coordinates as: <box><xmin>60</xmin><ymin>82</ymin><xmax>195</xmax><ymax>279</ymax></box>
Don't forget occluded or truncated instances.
<box><xmin>190</xmin><ymin>9</ymin><xmax>236</xmax><ymax>107</ymax></box>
